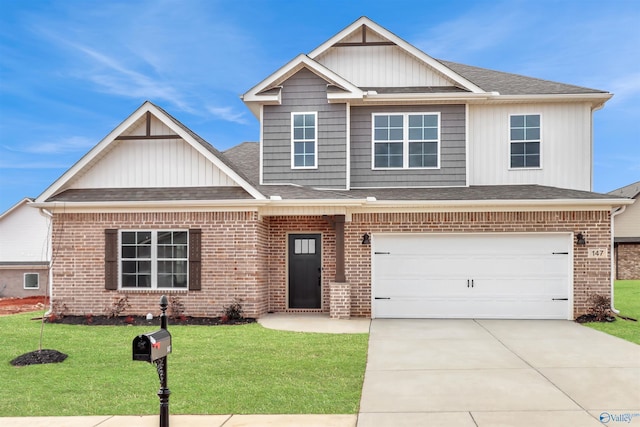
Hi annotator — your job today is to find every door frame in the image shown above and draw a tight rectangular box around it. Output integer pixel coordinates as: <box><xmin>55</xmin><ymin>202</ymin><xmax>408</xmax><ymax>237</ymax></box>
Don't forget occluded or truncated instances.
<box><xmin>287</xmin><ymin>232</ymin><xmax>323</xmax><ymax>310</ymax></box>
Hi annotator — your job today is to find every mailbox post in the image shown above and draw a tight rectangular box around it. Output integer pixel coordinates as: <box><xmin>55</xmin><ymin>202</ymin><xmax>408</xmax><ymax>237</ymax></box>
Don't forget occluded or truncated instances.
<box><xmin>132</xmin><ymin>295</ymin><xmax>171</xmax><ymax>427</ymax></box>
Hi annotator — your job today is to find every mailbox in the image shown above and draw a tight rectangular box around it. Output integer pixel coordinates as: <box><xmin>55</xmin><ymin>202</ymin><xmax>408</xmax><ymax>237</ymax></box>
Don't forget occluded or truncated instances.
<box><xmin>133</xmin><ymin>329</ymin><xmax>172</xmax><ymax>363</ymax></box>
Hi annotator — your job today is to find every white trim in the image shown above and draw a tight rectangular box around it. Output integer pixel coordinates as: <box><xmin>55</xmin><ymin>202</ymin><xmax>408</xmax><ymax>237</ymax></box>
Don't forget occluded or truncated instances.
<box><xmin>465</xmin><ymin>104</ymin><xmax>470</xmax><ymax>186</ymax></box>
<box><xmin>118</xmin><ymin>229</ymin><xmax>189</xmax><ymax>291</ymax></box>
<box><xmin>242</xmin><ymin>55</ymin><xmax>363</xmax><ymax>103</ymax></box>
<box><xmin>23</xmin><ymin>272</ymin><xmax>40</xmax><ymax>289</ymax></box>
<box><xmin>291</xmin><ymin>112</ymin><xmax>318</xmax><ymax>169</ymax></box>
<box><xmin>371</xmin><ymin>112</ymin><xmax>441</xmax><ymax>170</ymax></box>
<box><xmin>345</xmin><ymin>102</ymin><xmax>351</xmax><ymax>190</ymax></box>
<box><xmin>259</xmin><ymin>105</ymin><xmax>264</xmax><ymax>185</ymax></box>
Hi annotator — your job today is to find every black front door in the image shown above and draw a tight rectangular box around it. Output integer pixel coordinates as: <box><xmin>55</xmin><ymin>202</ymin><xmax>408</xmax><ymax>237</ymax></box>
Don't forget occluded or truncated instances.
<box><xmin>288</xmin><ymin>234</ymin><xmax>322</xmax><ymax>309</ymax></box>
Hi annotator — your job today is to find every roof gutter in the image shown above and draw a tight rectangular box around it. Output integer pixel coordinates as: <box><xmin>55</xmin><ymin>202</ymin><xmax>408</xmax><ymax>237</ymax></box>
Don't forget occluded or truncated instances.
<box><xmin>38</xmin><ymin>207</ymin><xmax>54</xmax><ymax>316</ymax></box>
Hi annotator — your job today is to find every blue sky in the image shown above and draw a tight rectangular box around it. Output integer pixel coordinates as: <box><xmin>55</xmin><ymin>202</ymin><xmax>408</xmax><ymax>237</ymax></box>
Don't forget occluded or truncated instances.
<box><xmin>0</xmin><ymin>0</ymin><xmax>638</xmax><ymax>213</ymax></box>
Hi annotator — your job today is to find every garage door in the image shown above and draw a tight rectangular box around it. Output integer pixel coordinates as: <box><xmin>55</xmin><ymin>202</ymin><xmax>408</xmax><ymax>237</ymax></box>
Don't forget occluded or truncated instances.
<box><xmin>372</xmin><ymin>233</ymin><xmax>571</xmax><ymax>319</ymax></box>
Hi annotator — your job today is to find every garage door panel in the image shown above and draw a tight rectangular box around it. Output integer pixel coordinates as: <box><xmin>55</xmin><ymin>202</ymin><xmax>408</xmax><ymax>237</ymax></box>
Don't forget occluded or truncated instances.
<box><xmin>372</xmin><ymin>233</ymin><xmax>571</xmax><ymax>319</ymax></box>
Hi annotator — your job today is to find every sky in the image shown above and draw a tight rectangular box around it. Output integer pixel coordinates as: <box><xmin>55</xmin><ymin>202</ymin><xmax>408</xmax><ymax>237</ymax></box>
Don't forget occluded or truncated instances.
<box><xmin>0</xmin><ymin>0</ymin><xmax>639</xmax><ymax>213</ymax></box>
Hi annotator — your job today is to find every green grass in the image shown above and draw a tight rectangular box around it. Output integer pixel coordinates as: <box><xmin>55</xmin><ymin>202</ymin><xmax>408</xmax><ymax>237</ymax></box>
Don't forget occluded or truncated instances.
<box><xmin>585</xmin><ymin>280</ymin><xmax>640</xmax><ymax>345</ymax></box>
<box><xmin>0</xmin><ymin>314</ymin><xmax>368</xmax><ymax>416</ymax></box>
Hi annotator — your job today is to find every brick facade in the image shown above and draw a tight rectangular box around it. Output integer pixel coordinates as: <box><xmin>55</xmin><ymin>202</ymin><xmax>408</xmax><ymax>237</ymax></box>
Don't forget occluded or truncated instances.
<box><xmin>615</xmin><ymin>243</ymin><xmax>640</xmax><ymax>280</ymax></box>
<box><xmin>344</xmin><ymin>211</ymin><xmax>611</xmax><ymax>319</ymax></box>
<box><xmin>51</xmin><ymin>211</ymin><xmax>269</xmax><ymax>318</ymax></box>
<box><xmin>50</xmin><ymin>209</ymin><xmax>611</xmax><ymax>320</ymax></box>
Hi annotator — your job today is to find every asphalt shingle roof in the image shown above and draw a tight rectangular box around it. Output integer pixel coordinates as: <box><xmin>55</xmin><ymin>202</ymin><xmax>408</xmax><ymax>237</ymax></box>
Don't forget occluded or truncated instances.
<box><xmin>608</xmin><ymin>181</ymin><xmax>640</xmax><ymax>199</ymax></box>
<box><xmin>437</xmin><ymin>60</ymin><xmax>608</xmax><ymax>95</ymax></box>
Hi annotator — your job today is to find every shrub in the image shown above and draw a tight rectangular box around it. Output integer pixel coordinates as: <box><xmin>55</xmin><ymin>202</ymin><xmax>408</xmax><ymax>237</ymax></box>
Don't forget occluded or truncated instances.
<box><xmin>222</xmin><ymin>298</ymin><xmax>244</xmax><ymax>322</ymax></box>
<box><xmin>168</xmin><ymin>296</ymin><xmax>185</xmax><ymax>320</ymax></box>
<box><xmin>587</xmin><ymin>294</ymin><xmax>614</xmax><ymax>322</ymax></box>
<box><xmin>104</xmin><ymin>295</ymin><xmax>131</xmax><ymax>318</ymax></box>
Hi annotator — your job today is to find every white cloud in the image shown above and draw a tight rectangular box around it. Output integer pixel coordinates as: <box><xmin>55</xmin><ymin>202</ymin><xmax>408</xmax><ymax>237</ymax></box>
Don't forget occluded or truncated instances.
<box><xmin>205</xmin><ymin>105</ymin><xmax>248</xmax><ymax>125</ymax></box>
<box><xmin>2</xmin><ymin>136</ymin><xmax>94</xmax><ymax>155</ymax></box>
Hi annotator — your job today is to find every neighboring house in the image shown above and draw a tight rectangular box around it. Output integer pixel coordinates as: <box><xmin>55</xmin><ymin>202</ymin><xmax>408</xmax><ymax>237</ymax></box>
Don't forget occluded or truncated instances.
<box><xmin>32</xmin><ymin>17</ymin><xmax>631</xmax><ymax>320</ymax></box>
<box><xmin>609</xmin><ymin>182</ymin><xmax>640</xmax><ymax>280</ymax></box>
<box><xmin>0</xmin><ymin>198</ymin><xmax>51</xmax><ymax>297</ymax></box>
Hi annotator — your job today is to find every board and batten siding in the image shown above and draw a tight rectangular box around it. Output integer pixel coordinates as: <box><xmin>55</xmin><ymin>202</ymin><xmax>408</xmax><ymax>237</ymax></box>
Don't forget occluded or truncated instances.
<box><xmin>69</xmin><ymin>137</ymin><xmax>239</xmax><ymax>188</ymax></box>
<box><xmin>262</xmin><ymin>68</ymin><xmax>347</xmax><ymax>188</ymax></box>
<box><xmin>468</xmin><ymin>103</ymin><xmax>592</xmax><ymax>191</ymax></box>
<box><xmin>316</xmin><ymin>45</ymin><xmax>455</xmax><ymax>88</ymax></box>
<box><xmin>350</xmin><ymin>105</ymin><xmax>466</xmax><ymax>188</ymax></box>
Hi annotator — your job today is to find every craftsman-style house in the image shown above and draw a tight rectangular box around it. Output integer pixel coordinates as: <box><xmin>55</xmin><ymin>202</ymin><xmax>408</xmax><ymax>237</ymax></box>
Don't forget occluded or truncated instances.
<box><xmin>32</xmin><ymin>17</ymin><xmax>631</xmax><ymax>319</ymax></box>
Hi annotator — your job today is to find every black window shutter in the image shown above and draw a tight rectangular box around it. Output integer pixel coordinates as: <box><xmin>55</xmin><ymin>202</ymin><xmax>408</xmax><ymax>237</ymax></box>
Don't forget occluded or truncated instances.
<box><xmin>105</xmin><ymin>229</ymin><xmax>118</xmax><ymax>290</ymax></box>
<box><xmin>189</xmin><ymin>229</ymin><xmax>202</xmax><ymax>291</ymax></box>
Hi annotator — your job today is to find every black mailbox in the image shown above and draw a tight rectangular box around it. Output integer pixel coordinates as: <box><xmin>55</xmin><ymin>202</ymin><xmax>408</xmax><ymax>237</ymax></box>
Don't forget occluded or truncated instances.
<box><xmin>133</xmin><ymin>329</ymin><xmax>172</xmax><ymax>363</ymax></box>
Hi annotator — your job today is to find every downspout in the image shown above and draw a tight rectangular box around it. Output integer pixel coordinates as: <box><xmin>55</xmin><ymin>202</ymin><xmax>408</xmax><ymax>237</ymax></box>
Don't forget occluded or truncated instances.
<box><xmin>610</xmin><ymin>205</ymin><xmax>626</xmax><ymax>314</ymax></box>
<box><xmin>38</xmin><ymin>208</ymin><xmax>54</xmax><ymax>315</ymax></box>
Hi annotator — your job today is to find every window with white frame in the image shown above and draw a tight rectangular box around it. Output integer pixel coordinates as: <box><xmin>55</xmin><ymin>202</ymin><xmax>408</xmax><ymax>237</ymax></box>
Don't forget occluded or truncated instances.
<box><xmin>292</xmin><ymin>112</ymin><xmax>317</xmax><ymax>168</ymax></box>
<box><xmin>373</xmin><ymin>113</ymin><xmax>440</xmax><ymax>169</ymax></box>
<box><xmin>510</xmin><ymin>114</ymin><xmax>541</xmax><ymax>168</ymax></box>
<box><xmin>24</xmin><ymin>273</ymin><xmax>39</xmax><ymax>289</ymax></box>
<box><xmin>120</xmin><ymin>230</ymin><xmax>188</xmax><ymax>289</ymax></box>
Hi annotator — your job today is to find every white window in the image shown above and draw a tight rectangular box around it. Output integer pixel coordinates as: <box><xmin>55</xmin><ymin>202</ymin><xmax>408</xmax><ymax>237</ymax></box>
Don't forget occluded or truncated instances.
<box><xmin>510</xmin><ymin>114</ymin><xmax>541</xmax><ymax>168</ymax></box>
<box><xmin>291</xmin><ymin>112</ymin><xmax>317</xmax><ymax>168</ymax></box>
<box><xmin>120</xmin><ymin>230</ymin><xmax>188</xmax><ymax>289</ymax></box>
<box><xmin>24</xmin><ymin>273</ymin><xmax>39</xmax><ymax>289</ymax></box>
<box><xmin>373</xmin><ymin>113</ymin><xmax>440</xmax><ymax>169</ymax></box>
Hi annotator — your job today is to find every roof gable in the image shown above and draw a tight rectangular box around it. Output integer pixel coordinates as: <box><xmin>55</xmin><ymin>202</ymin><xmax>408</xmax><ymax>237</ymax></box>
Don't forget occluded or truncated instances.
<box><xmin>308</xmin><ymin>17</ymin><xmax>485</xmax><ymax>93</ymax></box>
<box><xmin>36</xmin><ymin>102</ymin><xmax>264</xmax><ymax>203</ymax></box>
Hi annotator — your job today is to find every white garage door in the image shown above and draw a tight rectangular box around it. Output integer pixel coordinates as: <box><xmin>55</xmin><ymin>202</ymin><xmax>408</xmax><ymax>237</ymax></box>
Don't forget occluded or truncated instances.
<box><xmin>372</xmin><ymin>233</ymin><xmax>571</xmax><ymax>319</ymax></box>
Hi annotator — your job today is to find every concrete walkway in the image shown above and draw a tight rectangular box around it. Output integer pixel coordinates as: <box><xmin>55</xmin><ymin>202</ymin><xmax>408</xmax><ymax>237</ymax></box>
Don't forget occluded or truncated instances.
<box><xmin>358</xmin><ymin>319</ymin><xmax>640</xmax><ymax>427</ymax></box>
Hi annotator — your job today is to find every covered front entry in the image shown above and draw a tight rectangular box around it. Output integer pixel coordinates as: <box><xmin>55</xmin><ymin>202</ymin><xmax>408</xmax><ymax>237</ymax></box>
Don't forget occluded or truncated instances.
<box><xmin>288</xmin><ymin>234</ymin><xmax>322</xmax><ymax>309</ymax></box>
<box><xmin>372</xmin><ymin>233</ymin><xmax>571</xmax><ymax>319</ymax></box>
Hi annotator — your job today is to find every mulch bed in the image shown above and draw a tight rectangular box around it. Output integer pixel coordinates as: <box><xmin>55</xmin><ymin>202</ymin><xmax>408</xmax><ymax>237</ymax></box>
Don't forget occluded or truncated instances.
<box><xmin>575</xmin><ymin>314</ymin><xmax>616</xmax><ymax>323</ymax></box>
<box><xmin>10</xmin><ymin>349</ymin><xmax>68</xmax><ymax>367</ymax></box>
<box><xmin>46</xmin><ymin>315</ymin><xmax>256</xmax><ymax>326</ymax></box>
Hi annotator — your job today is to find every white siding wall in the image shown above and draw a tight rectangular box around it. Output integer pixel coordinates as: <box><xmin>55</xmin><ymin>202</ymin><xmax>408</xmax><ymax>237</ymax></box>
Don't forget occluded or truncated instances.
<box><xmin>316</xmin><ymin>46</ymin><xmax>455</xmax><ymax>87</ymax></box>
<box><xmin>0</xmin><ymin>202</ymin><xmax>50</xmax><ymax>262</ymax></box>
<box><xmin>468</xmin><ymin>103</ymin><xmax>592</xmax><ymax>191</ymax></box>
<box><xmin>70</xmin><ymin>138</ymin><xmax>239</xmax><ymax>189</ymax></box>
<box><xmin>615</xmin><ymin>199</ymin><xmax>640</xmax><ymax>238</ymax></box>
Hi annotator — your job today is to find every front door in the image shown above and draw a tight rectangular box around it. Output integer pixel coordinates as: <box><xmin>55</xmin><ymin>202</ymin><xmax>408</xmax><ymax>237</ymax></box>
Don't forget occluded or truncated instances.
<box><xmin>288</xmin><ymin>234</ymin><xmax>322</xmax><ymax>309</ymax></box>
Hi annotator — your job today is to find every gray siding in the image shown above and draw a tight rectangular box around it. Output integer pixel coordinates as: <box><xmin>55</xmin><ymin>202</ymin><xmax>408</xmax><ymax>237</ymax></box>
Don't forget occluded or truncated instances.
<box><xmin>350</xmin><ymin>105</ymin><xmax>466</xmax><ymax>187</ymax></box>
<box><xmin>263</xmin><ymin>68</ymin><xmax>347</xmax><ymax>188</ymax></box>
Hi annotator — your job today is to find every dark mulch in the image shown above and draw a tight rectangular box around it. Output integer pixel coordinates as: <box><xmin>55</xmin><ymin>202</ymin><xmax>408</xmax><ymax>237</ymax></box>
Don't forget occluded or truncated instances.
<box><xmin>46</xmin><ymin>315</ymin><xmax>256</xmax><ymax>327</ymax></box>
<box><xmin>11</xmin><ymin>349</ymin><xmax>68</xmax><ymax>366</ymax></box>
<box><xmin>575</xmin><ymin>314</ymin><xmax>616</xmax><ymax>323</ymax></box>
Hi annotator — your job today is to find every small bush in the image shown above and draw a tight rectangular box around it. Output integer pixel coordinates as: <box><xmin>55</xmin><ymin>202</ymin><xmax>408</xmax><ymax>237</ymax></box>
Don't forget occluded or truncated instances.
<box><xmin>104</xmin><ymin>295</ymin><xmax>131</xmax><ymax>318</ymax></box>
<box><xmin>588</xmin><ymin>294</ymin><xmax>614</xmax><ymax>322</ymax></box>
<box><xmin>222</xmin><ymin>298</ymin><xmax>244</xmax><ymax>322</ymax></box>
<box><xmin>168</xmin><ymin>296</ymin><xmax>185</xmax><ymax>320</ymax></box>
<box><xmin>50</xmin><ymin>299</ymin><xmax>68</xmax><ymax>319</ymax></box>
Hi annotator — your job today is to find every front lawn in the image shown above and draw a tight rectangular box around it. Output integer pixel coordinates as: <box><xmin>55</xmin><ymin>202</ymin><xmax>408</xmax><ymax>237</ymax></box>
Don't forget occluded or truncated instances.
<box><xmin>584</xmin><ymin>280</ymin><xmax>640</xmax><ymax>345</ymax></box>
<box><xmin>1</xmin><ymin>313</ymin><xmax>368</xmax><ymax>416</ymax></box>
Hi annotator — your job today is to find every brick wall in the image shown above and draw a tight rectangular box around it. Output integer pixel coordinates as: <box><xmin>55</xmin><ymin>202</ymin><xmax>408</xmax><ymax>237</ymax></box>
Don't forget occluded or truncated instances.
<box><xmin>344</xmin><ymin>211</ymin><xmax>611</xmax><ymax>319</ymax></box>
<box><xmin>51</xmin><ymin>209</ymin><xmax>612</xmax><ymax>320</ymax></box>
<box><xmin>616</xmin><ymin>243</ymin><xmax>640</xmax><ymax>280</ymax></box>
<box><xmin>51</xmin><ymin>211</ymin><xmax>268</xmax><ymax>318</ymax></box>
<box><xmin>265</xmin><ymin>216</ymin><xmax>335</xmax><ymax>313</ymax></box>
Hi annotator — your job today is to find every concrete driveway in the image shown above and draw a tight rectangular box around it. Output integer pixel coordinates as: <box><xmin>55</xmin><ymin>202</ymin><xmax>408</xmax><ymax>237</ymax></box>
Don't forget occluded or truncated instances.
<box><xmin>358</xmin><ymin>320</ymin><xmax>640</xmax><ymax>427</ymax></box>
